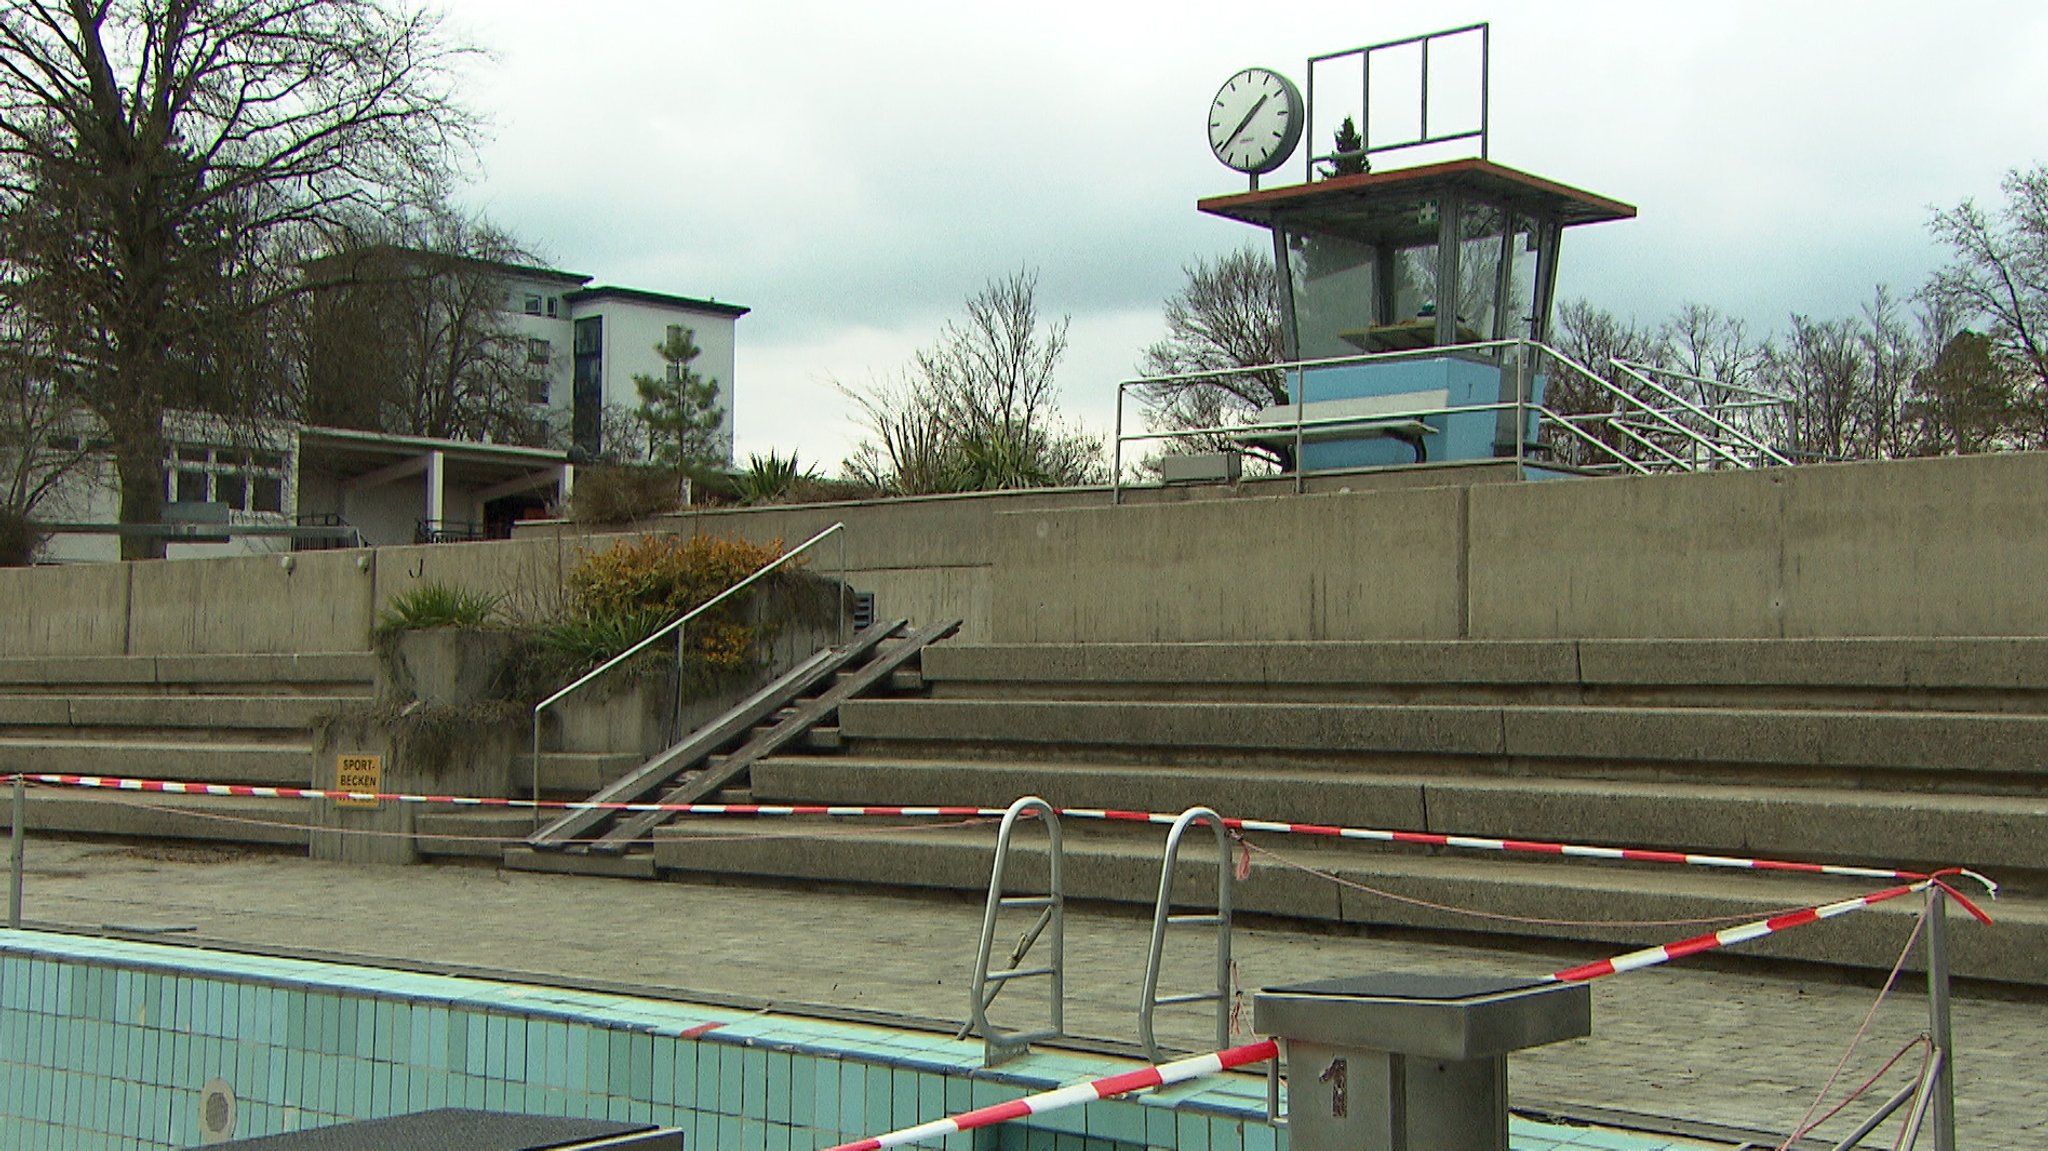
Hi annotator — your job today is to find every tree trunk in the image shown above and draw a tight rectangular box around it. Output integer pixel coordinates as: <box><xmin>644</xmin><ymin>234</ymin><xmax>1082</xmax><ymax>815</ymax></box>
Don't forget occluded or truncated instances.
<box><xmin>111</xmin><ymin>417</ymin><xmax>167</xmax><ymax>561</ymax></box>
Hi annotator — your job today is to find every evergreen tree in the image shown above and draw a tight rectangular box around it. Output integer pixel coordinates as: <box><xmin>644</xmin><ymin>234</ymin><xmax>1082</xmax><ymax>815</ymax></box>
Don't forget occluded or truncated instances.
<box><xmin>1319</xmin><ymin>117</ymin><xmax>1370</xmax><ymax>179</ymax></box>
<box><xmin>633</xmin><ymin>328</ymin><xmax>726</xmax><ymax>469</ymax></box>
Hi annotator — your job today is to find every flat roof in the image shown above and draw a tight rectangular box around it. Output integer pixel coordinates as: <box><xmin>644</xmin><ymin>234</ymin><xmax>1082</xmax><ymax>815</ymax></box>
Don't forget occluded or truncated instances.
<box><xmin>565</xmin><ymin>285</ymin><xmax>751</xmax><ymax>318</ymax></box>
<box><xmin>298</xmin><ymin>425</ymin><xmax>569</xmax><ymax>464</ymax></box>
<box><xmin>1198</xmin><ymin>158</ymin><xmax>1637</xmax><ymax>231</ymax></box>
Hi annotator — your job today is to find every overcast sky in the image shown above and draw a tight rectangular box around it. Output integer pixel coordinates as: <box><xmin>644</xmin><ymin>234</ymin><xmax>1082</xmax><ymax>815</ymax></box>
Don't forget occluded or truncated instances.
<box><xmin>437</xmin><ymin>0</ymin><xmax>2048</xmax><ymax>472</ymax></box>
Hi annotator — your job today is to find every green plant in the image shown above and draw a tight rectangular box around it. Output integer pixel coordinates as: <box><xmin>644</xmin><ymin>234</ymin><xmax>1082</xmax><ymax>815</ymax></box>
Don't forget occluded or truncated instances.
<box><xmin>376</xmin><ymin>583</ymin><xmax>504</xmax><ymax>634</ymax></box>
<box><xmin>737</xmin><ymin>450</ymin><xmax>821</xmax><ymax>505</ymax></box>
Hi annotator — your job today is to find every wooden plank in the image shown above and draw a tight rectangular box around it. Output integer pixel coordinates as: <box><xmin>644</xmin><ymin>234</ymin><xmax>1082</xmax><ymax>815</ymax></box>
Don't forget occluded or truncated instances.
<box><xmin>590</xmin><ymin>618</ymin><xmax>962</xmax><ymax>851</ymax></box>
<box><xmin>525</xmin><ymin>620</ymin><xmax>907</xmax><ymax>848</ymax></box>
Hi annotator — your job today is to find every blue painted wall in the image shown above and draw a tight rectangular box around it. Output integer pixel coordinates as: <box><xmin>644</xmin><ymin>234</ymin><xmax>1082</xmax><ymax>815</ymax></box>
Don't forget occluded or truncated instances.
<box><xmin>1294</xmin><ymin>357</ymin><xmax>1547</xmax><ymax>470</ymax></box>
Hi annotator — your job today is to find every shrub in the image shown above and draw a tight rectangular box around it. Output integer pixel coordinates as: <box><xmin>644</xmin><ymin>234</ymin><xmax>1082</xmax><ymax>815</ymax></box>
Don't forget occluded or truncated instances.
<box><xmin>564</xmin><ymin>533</ymin><xmax>787</xmax><ymax>623</ymax></box>
<box><xmin>376</xmin><ymin>583</ymin><xmax>504</xmax><ymax>634</ymax></box>
<box><xmin>537</xmin><ymin>534</ymin><xmax>819</xmax><ymax>692</ymax></box>
<box><xmin>0</xmin><ymin>510</ymin><xmax>46</xmax><ymax>567</ymax></box>
<box><xmin>570</xmin><ymin>465</ymin><xmax>682</xmax><ymax>525</ymax></box>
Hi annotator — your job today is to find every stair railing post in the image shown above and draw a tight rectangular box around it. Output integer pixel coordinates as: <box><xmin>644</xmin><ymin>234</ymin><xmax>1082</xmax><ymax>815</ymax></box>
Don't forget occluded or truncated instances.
<box><xmin>530</xmin><ymin>718</ymin><xmax>542</xmax><ymax>833</ymax></box>
<box><xmin>9</xmin><ymin>772</ymin><xmax>23</xmax><ymax>928</ymax></box>
<box><xmin>837</xmin><ymin>527</ymin><xmax>847</xmax><ymax>648</ymax></box>
<box><xmin>1925</xmin><ymin>884</ymin><xmax>1956</xmax><ymax>1151</ymax></box>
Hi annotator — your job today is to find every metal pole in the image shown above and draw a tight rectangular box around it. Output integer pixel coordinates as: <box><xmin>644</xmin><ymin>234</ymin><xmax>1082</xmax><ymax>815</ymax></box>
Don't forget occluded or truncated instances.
<box><xmin>1111</xmin><ymin>384</ymin><xmax>1125</xmax><ymax>506</ymax></box>
<box><xmin>1925</xmin><ymin>885</ymin><xmax>1956</xmax><ymax>1151</ymax></box>
<box><xmin>837</xmin><ymin>527</ymin><xmax>848</xmax><ymax>646</ymax></box>
<box><xmin>9</xmin><ymin>772</ymin><xmax>24</xmax><ymax>929</ymax></box>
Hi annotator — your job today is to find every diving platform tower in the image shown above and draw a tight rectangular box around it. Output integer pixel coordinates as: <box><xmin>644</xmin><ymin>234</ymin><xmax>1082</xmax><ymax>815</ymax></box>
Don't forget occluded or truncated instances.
<box><xmin>1196</xmin><ymin>25</ymin><xmax>1636</xmax><ymax>471</ymax></box>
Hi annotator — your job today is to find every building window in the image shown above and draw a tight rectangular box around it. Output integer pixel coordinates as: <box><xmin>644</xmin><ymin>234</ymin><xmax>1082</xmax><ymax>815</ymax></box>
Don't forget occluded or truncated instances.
<box><xmin>572</xmin><ymin>316</ymin><xmax>604</xmax><ymax>456</ymax></box>
<box><xmin>523</xmin><ymin>293</ymin><xmax>543</xmax><ymax>316</ymax></box>
<box><xmin>527</xmin><ymin>337</ymin><xmax>552</xmax><ymax>365</ymax></box>
<box><xmin>163</xmin><ymin>443</ymin><xmax>289</xmax><ymax>514</ymax></box>
<box><xmin>526</xmin><ymin>378</ymin><xmax>551</xmax><ymax>404</ymax></box>
<box><xmin>545</xmin><ymin>296</ymin><xmax>559</xmax><ymax>318</ymax></box>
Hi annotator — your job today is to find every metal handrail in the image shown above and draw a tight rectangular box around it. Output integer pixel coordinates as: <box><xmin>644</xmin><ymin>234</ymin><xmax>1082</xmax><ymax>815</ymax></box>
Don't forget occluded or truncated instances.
<box><xmin>1139</xmin><ymin>807</ymin><xmax>1234</xmax><ymax>1062</ymax></box>
<box><xmin>968</xmin><ymin>796</ymin><xmax>1065</xmax><ymax>1066</ymax></box>
<box><xmin>528</xmin><ymin>522</ymin><xmax>846</xmax><ymax>827</ymax></box>
<box><xmin>1609</xmin><ymin>361</ymin><xmax>1795</xmax><ymax>467</ymax></box>
<box><xmin>1110</xmin><ymin>338</ymin><xmax>1791</xmax><ymax>496</ymax></box>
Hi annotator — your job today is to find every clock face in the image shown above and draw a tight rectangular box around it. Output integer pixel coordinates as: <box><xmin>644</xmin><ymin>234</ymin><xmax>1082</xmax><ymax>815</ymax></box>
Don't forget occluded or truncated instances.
<box><xmin>1208</xmin><ymin>67</ymin><xmax>1304</xmax><ymax>175</ymax></box>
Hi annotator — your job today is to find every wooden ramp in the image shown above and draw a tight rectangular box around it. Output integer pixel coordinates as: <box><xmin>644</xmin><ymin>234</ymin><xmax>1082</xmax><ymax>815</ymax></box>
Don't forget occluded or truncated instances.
<box><xmin>513</xmin><ymin>618</ymin><xmax>959</xmax><ymax>861</ymax></box>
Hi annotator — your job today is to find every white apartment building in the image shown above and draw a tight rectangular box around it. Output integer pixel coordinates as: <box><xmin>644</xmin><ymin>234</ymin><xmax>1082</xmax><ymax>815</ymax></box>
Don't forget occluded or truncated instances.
<box><xmin>497</xmin><ymin>264</ymin><xmax>747</xmax><ymax>464</ymax></box>
<box><xmin>28</xmin><ymin>264</ymin><xmax>748</xmax><ymax>562</ymax></box>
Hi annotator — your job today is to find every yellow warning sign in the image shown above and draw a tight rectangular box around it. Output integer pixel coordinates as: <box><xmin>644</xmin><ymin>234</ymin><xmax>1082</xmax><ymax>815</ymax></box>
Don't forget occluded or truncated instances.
<box><xmin>335</xmin><ymin>754</ymin><xmax>382</xmax><ymax>809</ymax></box>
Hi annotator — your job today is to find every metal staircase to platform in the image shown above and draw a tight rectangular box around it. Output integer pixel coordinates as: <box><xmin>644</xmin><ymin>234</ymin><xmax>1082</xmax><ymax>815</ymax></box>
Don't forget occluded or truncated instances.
<box><xmin>503</xmin><ymin>617</ymin><xmax>959</xmax><ymax>876</ymax></box>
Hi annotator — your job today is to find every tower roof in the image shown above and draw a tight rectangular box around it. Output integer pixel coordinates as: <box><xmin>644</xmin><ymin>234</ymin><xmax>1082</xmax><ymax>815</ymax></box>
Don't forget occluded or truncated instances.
<box><xmin>1198</xmin><ymin>158</ymin><xmax>1636</xmax><ymax>232</ymax></box>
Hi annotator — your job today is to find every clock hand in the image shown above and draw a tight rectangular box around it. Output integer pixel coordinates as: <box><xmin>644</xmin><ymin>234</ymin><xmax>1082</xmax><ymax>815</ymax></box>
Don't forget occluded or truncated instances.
<box><xmin>1226</xmin><ymin>93</ymin><xmax>1270</xmax><ymax>150</ymax></box>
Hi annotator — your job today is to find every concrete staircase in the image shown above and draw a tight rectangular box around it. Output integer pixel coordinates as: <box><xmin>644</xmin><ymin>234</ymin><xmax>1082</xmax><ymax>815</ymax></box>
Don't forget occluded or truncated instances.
<box><xmin>651</xmin><ymin>638</ymin><xmax>2048</xmax><ymax>987</ymax></box>
<box><xmin>0</xmin><ymin>653</ymin><xmax>374</xmax><ymax>847</ymax></box>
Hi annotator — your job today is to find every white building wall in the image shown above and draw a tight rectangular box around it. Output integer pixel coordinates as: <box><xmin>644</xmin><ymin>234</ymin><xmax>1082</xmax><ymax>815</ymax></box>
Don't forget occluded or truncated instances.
<box><xmin>496</xmin><ymin>271</ymin><xmax>582</xmax><ymax>442</ymax></box>
<box><xmin>572</xmin><ymin>296</ymin><xmax>739</xmax><ymax>463</ymax></box>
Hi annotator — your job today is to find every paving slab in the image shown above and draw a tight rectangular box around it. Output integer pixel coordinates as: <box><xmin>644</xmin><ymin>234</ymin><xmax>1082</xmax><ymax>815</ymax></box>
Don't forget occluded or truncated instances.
<box><xmin>6</xmin><ymin>837</ymin><xmax>2045</xmax><ymax>1149</ymax></box>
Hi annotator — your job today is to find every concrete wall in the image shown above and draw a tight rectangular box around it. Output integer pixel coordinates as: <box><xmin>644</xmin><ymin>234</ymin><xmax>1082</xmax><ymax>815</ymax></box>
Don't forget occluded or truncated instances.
<box><xmin>7</xmin><ymin>451</ymin><xmax>2048</xmax><ymax>654</ymax></box>
<box><xmin>990</xmin><ymin>487</ymin><xmax>1468</xmax><ymax>642</ymax></box>
<box><xmin>127</xmin><ymin>549</ymin><xmax>377</xmax><ymax>655</ymax></box>
<box><xmin>0</xmin><ymin>562</ymin><xmax>130</xmax><ymax>657</ymax></box>
<box><xmin>1468</xmin><ymin>452</ymin><xmax>2048</xmax><ymax>639</ymax></box>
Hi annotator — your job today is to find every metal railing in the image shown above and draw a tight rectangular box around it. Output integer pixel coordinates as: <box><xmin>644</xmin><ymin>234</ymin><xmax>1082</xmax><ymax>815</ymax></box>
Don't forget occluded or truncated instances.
<box><xmin>1110</xmin><ymin>338</ymin><xmax>1796</xmax><ymax>501</ymax></box>
<box><xmin>967</xmin><ymin>796</ymin><xmax>1065</xmax><ymax>1066</ymax></box>
<box><xmin>527</xmin><ymin>522</ymin><xmax>848</xmax><ymax>827</ymax></box>
<box><xmin>1306</xmin><ymin>22</ymin><xmax>1491</xmax><ymax>180</ymax></box>
<box><xmin>1139</xmin><ymin>807</ymin><xmax>1234</xmax><ymax>1062</ymax></box>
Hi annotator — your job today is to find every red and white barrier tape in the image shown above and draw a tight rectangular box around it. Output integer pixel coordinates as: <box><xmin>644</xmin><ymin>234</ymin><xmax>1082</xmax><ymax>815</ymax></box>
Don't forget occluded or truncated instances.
<box><xmin>824</xmin><ymin>878</ymin><xmax>1988</xmax><ymax>1150</ymax></box>
<box><xmin>824</xmin><ymin>1039</ymin><xmax>1280</xmax><ymax>1151</ymax></box>
<box><xmin>10</xmin><ymin>773</ymin><xmax>1997</xmax><ymax>897</ymax></box>
<box><xmin>1548</xmin><ymin>877</ymin><xmax>1991</xmax><ymax>982</ymax></box>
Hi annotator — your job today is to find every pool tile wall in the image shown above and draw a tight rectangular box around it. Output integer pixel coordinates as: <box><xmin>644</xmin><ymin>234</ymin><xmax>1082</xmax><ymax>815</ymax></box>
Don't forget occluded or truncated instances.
<box><xmin>0</xmin><ymin>930</ymin><xmax>1710</xmax><ymax>1151</ymax></box>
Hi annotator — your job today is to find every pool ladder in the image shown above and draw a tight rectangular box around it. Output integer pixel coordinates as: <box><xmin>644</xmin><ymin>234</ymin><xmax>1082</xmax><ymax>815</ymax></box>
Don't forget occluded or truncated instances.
<box><xmin>965</xmin><ymin>798</ymin><xmax>1235</xmax><ymax>1066</ymax></box>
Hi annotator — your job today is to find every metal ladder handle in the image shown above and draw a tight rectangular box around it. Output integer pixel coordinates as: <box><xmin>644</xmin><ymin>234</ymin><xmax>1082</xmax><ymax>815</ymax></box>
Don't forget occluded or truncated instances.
<box><xmin>967</xmin><ymin>796</ymin><xmax>1064</xmax><ymax>1063</ymax></box>
<box><xmin>1140</xmin><ymin>806</ymin><xmax>1234</xmax><ymax>1062</ymax></box>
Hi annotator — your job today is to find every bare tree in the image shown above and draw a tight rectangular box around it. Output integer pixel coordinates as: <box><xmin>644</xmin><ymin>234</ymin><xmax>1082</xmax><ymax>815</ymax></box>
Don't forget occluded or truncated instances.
<box><xmin>0</xmin><ymin>304</ymin><xmax>91</xmax><ymax>562</ymax></box>
<box><xmin>0</xmin><ymin>0</ymin><xmax>476</xmax><ymax>557</ymax></box>
<box><xmin>1134</xmin><ymin>246</ymin><xmax>1289</xmax><ymax>467</ymax></box>
<box><xmin>1926</xmin><ymin>165</ymin><xmax>2048</xmax><ymax>406</ymax></box>
<box><xmin>842</xmin><ymin>269</ymin><xmax>1102</xmax><ymax>494</ymax></box>
<box><xmin>295</xmin><ymin>212</ymin><xmax>554</xmax><ymax>447</ymax></box>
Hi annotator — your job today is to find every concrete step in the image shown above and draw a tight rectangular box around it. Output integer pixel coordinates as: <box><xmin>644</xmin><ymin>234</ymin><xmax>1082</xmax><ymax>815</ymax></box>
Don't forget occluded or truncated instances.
<box><xmin>2</xmin><ymin>788</ymin><xmax>309</xmax><ymax>846</ymax></box>
<box><xmin>500</xmin><ymin>846</ymin><xmax>658</xmax><ymax>880</ymax></box>
<box><xmin>417</xmin><ymin>809</ymin><xmax>549</xmax><ymax>860</ymax></box>
<box><xmin>925</xmin><ymin>638</ymin><xmax>2048</xmax><ymax>697</ymax></box>
<box><xmin>0</xmin><ymin>652</ymin><xmax>375</xmax><ymax>691</ymax></box>
<box><xmin>648</xmin><ymin>818</ymin><xmax>2046</xmax><ymax>987</ymax></box>
<box><xmin>513</xmin><ymin>752</ymin><xmax>645</xmax><ymax>797</ymax></box>
<box><xmin>0</xmin><ymin>737</ymin><xmax>310</xmax><ymax>786</ymax></box>
<box><xmin>747</xmin><ymin>757</ymin><xmax>2048</xmax><ymax>879</ymax></box>
<box><xmin>838</xmin><ymin>698</ymin><xmax>2048</xmax><ymax>783</ymax></box>
<box><xmin>0</xmin><ymin>694</ymin><xmax>359</xmax><ymax>731</ymax></box>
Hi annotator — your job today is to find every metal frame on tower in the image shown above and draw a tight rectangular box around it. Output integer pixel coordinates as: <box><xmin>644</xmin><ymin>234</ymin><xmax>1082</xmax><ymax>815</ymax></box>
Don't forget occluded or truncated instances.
<box><xmin>1305</xmin><ymin>22</ymin><xmax>1490</xmax><ymax>181</ymax></box>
